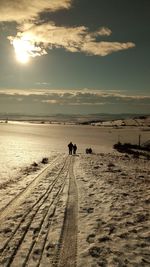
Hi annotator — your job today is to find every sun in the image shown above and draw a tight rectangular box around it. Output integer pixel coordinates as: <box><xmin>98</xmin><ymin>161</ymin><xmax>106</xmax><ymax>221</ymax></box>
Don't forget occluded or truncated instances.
<box><xmin>16</xmin><ymin>51</ymin><xmax>29</xmax><ymax>64</ymax></box>
<box><xmin>9</xmin><ymin>34</ymin><xmax>46</xmax><ymax>63</ymax></box>
<box><xmin>13</xmin><ymin>38</ymin><xmax>32</xmax><ymax>64</ymax></box>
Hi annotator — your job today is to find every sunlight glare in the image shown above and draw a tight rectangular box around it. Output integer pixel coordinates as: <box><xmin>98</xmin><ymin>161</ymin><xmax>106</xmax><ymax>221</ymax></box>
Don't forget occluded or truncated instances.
<box><xmin>13</xmin><ymin>38</ymin><xmax>32</xmax><ymax>64</ymax></box>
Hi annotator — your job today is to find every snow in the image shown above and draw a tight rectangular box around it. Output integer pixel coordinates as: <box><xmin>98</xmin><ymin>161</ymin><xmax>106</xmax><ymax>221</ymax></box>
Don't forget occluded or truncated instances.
<box><xmin>75</xmin><ymin>153</ymin><xmax>150</xmax><ymax>266</ymax></box>
<box><xmin>0</xmin><ymin>123</ymin><xmax>150</xmax><ymax>266</ymax></box>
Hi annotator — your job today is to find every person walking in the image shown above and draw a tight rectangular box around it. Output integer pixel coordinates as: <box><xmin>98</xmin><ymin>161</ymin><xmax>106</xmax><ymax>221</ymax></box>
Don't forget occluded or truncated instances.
<box><xmin>73</xmin><ymin>144</ymin><xmax>77</xmax><ymax>155</ymax></box>
<box><xmin>68</xmin><ymin>142</ymin><xmax>73</xmax><ymax>155</ymax></box>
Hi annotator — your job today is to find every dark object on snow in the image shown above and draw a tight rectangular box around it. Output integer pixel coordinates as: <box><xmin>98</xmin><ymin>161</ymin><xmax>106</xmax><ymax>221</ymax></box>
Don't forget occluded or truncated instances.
<box><xmin>142</xmin><ymin>140</ymin><xmax>150</xmax><ymax>149</ymax></box>
<box><xmin>86</xmin><ymin>148</ymin><xmax>93</xmax><ymax>154</ymax></box>
<box><xmin>41</xmin><ymin>157</ymin><xmax>48</xmax><ymax>164</ymax></box>
<box><xmin>73</xmin><ymin>144</ymin><xmax>77</xmax><ymax>154</ymax></box>
<box><xmin>68</xmin><ymin>142</ymin><xmax>73</xmax><ymax>155</ymax></box>
<box><xmin>32</xmin><ymin>162</ymin><xmax>38</xmax><ymax>167</ymax></box>
<box><xmin>113</xmin><ymin>142</ymin><xmax>150</xmax><ymax>159</ymax></box>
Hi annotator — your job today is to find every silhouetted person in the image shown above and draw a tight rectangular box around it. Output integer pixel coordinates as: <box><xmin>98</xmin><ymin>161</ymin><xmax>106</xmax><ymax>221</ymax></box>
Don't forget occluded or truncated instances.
<box><xmin>86</xmin><ymin>148</ymin><xmax>92</xmax><ymax>154</ymax></box>
<box><xmin>73</xmin><ymin>144</ymin><xmax>77</xmax><ymax>155</ymax></box>
<box><xmin>68</xmin><ymin>142</ymin><xmax>73</xmax><ymax>155</ymax></box>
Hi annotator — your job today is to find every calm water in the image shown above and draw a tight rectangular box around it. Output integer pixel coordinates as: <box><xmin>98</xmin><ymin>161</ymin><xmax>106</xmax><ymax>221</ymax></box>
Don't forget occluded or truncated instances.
<box><xmin>0</xmin><ymin>122</ymin><xmax>149</xmax><ymax>184</ymax></box>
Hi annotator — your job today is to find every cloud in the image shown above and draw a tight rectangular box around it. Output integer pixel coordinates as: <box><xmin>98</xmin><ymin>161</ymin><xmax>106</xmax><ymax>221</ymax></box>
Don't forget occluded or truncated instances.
<box><xmin>0</xmin><ymin>89</ymin><xmax>149</xmax><ymax>107</ymax></box>
<box><xmin>0</xmin><ymin>0</ymin><xmax>72</xmax><ymax>22</ymax></box>
<box><xmin>0</xmin><ymin>89</ymin><xmax>149</xmax><ymax>115</ymax></box>
<box><xmin>14</xmin><ymin>22</ymin><xmax>87</xmax><ymax>50</ymax></box>
<box><xmin>94</xmin><ymin>27</ymin><xmax>112</xmax><ymax>37</ymax></box>
<box><xmin>0</xmin><ymin>1</ymin><xmax>135</xmax><ymax>57</ymax></box>
<box><xmin>8</xmin><ymin>22</ymin><xmax>135</xmax><ymax>58</ymax></box>
<box><xmin>82</xmin><ymin>41</ymin><xmax>135</xmax><ymax>56</ymax></box>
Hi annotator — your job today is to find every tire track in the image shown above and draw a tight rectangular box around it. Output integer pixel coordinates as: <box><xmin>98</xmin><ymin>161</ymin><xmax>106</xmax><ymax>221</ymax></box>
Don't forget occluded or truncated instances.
<box><xmin>24</xmin><ymin>169</ymin><xmax>69</xmax><ymax>267</ymax></box>
<box><xmin>54</xmin><ymin>156</ymin><xmax>78</xmax><ymax>267</ymax></box>
<box><xmin>15</xmin><ymin>157</ymin><xmax>71</xmax><ymax>267</ymax></box>
<box><xmin>0</xmin><ymin>154</ymin><xmax>62</xmax><ymax>223</ymax></box>
<box><xmin>0</xmin><ymin>155</ymin><xmax>70</xmax><ymax>266</ymax></box>
<box><xmin>0</xmin><ymin>154</ymin><xmax>66</xmax><ymax>253</ymax></box>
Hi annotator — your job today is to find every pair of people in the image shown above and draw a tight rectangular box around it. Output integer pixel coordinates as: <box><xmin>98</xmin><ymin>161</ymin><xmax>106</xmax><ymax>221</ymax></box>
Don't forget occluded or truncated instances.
<box><xmin>68</xmin><ymin>142</ymin><xmax>77</xmax><ymax>155</ymax></box>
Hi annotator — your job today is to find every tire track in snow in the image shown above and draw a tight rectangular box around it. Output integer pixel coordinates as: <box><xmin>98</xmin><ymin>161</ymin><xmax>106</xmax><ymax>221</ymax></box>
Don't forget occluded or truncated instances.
<box><xmin>54</xmin><ymin>156</ymin><xmax>78</xmax><ymax>267</ymax></box>
<box><xmin>0</xmin><ymin>155</ymin><xmax>70</xmax><ymax>266</ymax></box>
<box><xmin>0</xmin><ymin>154</ymin><xmax>62</xmax><ymax>223</ymax></box>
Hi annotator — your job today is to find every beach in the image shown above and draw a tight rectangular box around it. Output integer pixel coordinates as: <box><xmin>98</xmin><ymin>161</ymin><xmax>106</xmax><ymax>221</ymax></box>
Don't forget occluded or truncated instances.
<box><xmin>0</xmin><ymin>122</ymin><xmax>149</xmax><ymax>266</ymax></box>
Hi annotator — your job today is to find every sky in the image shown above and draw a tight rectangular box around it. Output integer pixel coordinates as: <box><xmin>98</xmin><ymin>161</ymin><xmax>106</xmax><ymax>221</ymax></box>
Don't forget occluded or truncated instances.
<box><xmin>0</xmin><ymin>0</ymin><xmax>150</xmax><ymax>115</ymax></box>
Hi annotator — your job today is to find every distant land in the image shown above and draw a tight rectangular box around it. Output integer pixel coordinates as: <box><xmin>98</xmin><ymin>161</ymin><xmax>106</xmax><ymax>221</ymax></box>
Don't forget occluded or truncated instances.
<box><xmin>0</xmin><ymin>113</ymin><xmax>150</xmax><ymax>126</ymax></box>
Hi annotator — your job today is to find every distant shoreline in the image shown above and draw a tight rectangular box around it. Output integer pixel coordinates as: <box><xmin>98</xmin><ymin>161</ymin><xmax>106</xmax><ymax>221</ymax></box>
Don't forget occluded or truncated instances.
<box><xmin>0</xmin><ymin>114</ymin><xmax>150</xmax><ymax>128</ymax></box>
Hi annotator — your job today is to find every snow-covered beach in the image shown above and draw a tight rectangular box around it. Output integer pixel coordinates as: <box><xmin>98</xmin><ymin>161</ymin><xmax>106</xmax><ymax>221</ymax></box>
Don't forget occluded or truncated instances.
<box><xmin>0</xmin><ymin>122</ymin><xmax>149</xmax><ymax>266</ymax></box>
